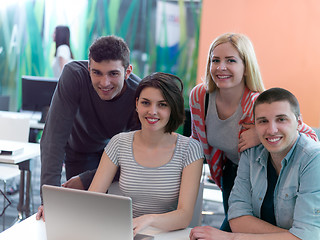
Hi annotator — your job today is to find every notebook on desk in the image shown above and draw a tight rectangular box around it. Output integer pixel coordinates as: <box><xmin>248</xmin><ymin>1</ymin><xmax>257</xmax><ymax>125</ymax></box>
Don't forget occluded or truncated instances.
<box><xmin>42</xmin><ymin>185</ymin><xmax>154</xmax><ymax>240</ymax></box>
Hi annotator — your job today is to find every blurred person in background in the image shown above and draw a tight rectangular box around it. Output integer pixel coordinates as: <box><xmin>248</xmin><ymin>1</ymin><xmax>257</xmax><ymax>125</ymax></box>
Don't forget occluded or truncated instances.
<box><xmin>52</xmin><ymin>25</ymin><xmax>73</xmax><ymax>78</ymax></box>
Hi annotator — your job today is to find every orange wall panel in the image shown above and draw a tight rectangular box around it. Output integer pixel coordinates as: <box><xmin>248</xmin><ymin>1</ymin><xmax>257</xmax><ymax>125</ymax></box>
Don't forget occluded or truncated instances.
<box><xmin>197</xmin><ymin>0</ymin><xmax>320</xmax><ymax>127</ymax></box>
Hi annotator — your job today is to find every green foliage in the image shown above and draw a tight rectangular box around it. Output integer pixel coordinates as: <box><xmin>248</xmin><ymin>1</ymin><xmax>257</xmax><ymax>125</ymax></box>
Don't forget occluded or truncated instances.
<box><xmin>0</xmin><ymin>0</ymin><xmax>202</xmax><ymax>112</ymax></box>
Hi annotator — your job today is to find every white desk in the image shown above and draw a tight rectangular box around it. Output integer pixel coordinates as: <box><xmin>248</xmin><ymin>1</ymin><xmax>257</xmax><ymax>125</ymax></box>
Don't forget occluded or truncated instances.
<box><xmin>0</xmin><ymin>140</ymin><xmax>40</xmax><ymax>164</ymax></box>
<box><xmin>0</xmin><ymin>214</ymin><xmax>191</xmax><ymax>240</ymax></box>
<box><xmin>0</xmin><ymin>111</ymin><xmax>45</xmax><ymax>130</ymax></box>
<box><xmin>0</xmin><ymin>140</ymin><xmax>40</xmax><ymax>219</ymax></box>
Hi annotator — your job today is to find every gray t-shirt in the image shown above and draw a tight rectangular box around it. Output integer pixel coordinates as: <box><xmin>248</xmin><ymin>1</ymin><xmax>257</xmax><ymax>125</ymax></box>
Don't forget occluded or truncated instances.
<box><xmin>206</xmin><ymin>91</ymin><xmax>242</xmax><ymax>164</ymax></box>
<box><xmin>106</xmin><ymin>131</ymin><xmax>203</xmax><ymax>217</ymax></box>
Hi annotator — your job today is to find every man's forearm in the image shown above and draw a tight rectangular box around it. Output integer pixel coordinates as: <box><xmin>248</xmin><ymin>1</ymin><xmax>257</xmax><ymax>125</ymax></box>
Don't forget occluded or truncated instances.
<box><xmin>230</xmin><ymin>215</ymin><xmax>288</xmax><ymax>234</ymax></box>
<box><xmin>79</xmin><ymin>169</ymin><xmax>97</xmax><ymax>190</ymax></box>
<box><xmin>233</xmin><ymin>231</ymin><xmax>300</xmax><ymax>240</ymax></box>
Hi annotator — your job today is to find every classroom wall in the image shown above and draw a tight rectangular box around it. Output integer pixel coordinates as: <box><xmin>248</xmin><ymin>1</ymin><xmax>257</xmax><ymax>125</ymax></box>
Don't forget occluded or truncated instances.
<box><xmin>197</xmin><ymin>0</ymin><xmax>320</xmax><ymax>127</ymax></box>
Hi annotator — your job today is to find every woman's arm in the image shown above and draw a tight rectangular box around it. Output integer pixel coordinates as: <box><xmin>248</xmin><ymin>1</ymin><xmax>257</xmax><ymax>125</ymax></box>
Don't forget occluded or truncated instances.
<box><xmin>298</xmin><ymin>122</ymin><xmax>319</xmax><ymax>141</ymax></box>
<box><xmin>238</xmin><ymin>123</ymin><xmax>260</xmax><ymax>152</ymax></box>
<box><xmin>58</xmin><ymin>56</ymin><xmax>69</xmax><ymax>73</ymax></box>
<box><xmin>88</xmin><ymin>151</ymin><xmax>118</xmax><ymax>193</ymax></box>
<box><xmin>189</xmin><ymin>83</ymin><xmax>207</xmax><ymax>142</ymax></box>
<box><xmin>132</xmin><ymin>158</ymin><xmax>203</xmax><ymax>235</ymax></box>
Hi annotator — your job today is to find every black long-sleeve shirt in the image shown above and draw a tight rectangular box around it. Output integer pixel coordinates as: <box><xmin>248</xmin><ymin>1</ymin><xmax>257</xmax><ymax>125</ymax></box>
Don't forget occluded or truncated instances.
<box><xmin>40</xmin><ymin>60</ymin><xmax>140</xmax><ymax>192</ymax></box>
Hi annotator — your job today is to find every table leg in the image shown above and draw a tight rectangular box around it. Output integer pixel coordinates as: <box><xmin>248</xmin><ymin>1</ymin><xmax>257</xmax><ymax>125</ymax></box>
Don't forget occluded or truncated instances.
<box><xmin>17</xmin><ymin>160</ymin><xmax>31</xmax><ymax>220</ymax></box>
<box><xmin>24</xmin><ymin>170</ymin><xmax>31</xmax><ymax>217</ymax></box>
<box><xmin>2</xmin><ymin>181</ymin><xmax>6</xmax><ymax>231</ymax></box>
<box><xmin>17</xmin><ymin>169</ymin><xmax>25</xmax><ymax>221</ymax></box>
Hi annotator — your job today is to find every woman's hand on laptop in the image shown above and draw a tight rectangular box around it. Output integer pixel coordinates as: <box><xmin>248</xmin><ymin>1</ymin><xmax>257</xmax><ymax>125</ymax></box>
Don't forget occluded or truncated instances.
<box><xmin>133</xmin><ymin>214</ymin><xmax>155</xmax><ymax>236</ymax></box>
<box><xmin>62</xmin><ymin>175</ymin><xmax>85</xmax><ymax>190</ymax></box>
<box><xmin>36</xmin><ymin>205</ymin><xmax>45</xmax><ymax>222</ymax></box>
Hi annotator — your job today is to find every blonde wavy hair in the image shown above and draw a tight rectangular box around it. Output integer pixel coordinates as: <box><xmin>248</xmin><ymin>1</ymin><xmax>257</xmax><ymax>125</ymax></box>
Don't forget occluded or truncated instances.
<box><xmin>205</xmin><ymin>33</ymin><xmax>265</xmax><ymax>93</ymax></box>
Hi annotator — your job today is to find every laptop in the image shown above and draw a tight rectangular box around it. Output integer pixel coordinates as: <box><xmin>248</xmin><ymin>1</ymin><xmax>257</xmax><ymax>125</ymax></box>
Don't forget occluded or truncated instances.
<box><xmin>42</xmin><ymin>185</ymin><xmax>154</xmax><ymax>240</ymax></box>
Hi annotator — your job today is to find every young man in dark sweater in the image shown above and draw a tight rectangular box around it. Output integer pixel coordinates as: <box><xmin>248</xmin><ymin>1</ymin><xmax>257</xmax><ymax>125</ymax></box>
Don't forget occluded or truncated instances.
<box><xmin>37</xmin><ymin>36</ymin><xmax>141</xmax><ymax>220</ymax></box>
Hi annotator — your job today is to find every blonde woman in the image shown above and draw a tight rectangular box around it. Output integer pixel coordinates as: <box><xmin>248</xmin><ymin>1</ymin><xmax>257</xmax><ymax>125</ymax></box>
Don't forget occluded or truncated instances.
<box><xmin>189</xmin><ymin>33</ymin><xmax>317</xmax><ymax>231</ymax></box>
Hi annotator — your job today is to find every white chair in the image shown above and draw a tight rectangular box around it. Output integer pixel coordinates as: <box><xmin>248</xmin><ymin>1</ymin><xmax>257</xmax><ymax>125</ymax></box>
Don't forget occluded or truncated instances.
<box><xmin>0</xmin><ymin>114</ymin><xmax>30</xmax><ymax>142</ymax></box>
<box><xmin>0</xmin><ymin>115</ymin><xmax>30</xmax><ymax>230</ymax></box>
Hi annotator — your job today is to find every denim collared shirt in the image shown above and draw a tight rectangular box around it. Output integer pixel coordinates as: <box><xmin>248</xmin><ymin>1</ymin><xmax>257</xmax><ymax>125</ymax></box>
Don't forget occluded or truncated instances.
<box><xmin>228</xmin><ymin>134</ymin><xmax>320</xmax><ymax>240</ymax></box>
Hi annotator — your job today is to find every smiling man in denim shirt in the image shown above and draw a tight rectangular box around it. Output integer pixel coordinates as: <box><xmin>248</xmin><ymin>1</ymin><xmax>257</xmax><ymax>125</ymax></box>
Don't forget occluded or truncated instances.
<box><xmin>190</xmin><ymin>88</ymin><xmax>320</xmax><ymax>240</ymax></box>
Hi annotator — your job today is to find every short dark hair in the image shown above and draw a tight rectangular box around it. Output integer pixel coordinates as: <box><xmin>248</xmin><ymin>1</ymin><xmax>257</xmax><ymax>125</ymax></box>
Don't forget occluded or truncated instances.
<box><xmin>253</xmin><ymin>88</ymin><xmax>300</xmax><ymax>120</ymax></box>
<box><xmin>88</xmin><ymin>35</ymin><xmax>130</xmax><ymax>69</ymax></box>
<box><xmin>135</xmin><ymin>72</ymin><xmax>185</xmax><ymax>134</ymax></box>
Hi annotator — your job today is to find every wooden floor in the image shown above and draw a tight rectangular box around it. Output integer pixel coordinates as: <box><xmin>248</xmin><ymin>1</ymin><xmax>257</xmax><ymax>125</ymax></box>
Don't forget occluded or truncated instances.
<box><xmin>0</xmin><ymin>157</ymin><xmax>224</xmax><ymax>233</ymax></box>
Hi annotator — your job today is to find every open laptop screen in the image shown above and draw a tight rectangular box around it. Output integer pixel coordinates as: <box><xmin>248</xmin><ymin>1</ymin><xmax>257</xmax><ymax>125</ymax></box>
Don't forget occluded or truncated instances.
<box><xmin>42</xmin><ymin>185</ymin><xmax>133</xmax><ymax>240</ymax></box>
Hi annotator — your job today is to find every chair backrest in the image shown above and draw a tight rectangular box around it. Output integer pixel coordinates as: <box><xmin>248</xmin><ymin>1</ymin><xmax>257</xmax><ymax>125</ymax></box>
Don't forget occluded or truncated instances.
<box><xmin>0</xmin><ymin>115</ymin><xmax>30</xmax><ymax>142</ymax></box>
<box><xmin>0</xmin><ymin>96</ymin><xmax>10</xmax><ymax>111</ymax></box>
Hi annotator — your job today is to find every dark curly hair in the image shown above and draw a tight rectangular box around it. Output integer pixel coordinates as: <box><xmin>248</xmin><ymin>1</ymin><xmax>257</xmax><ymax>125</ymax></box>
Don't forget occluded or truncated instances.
<box><xmin>88</xmin><ymin>35</ymin><xmax>130</xmax><ymax>69</ymax></box>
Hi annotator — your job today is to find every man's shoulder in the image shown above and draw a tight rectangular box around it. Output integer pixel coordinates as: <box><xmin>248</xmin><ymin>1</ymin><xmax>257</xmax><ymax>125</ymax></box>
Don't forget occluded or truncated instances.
<box><xmin>64</xmin><ymin>60</ymin><xmax>89</xmax><ymax>72</ymax></box>
<box><xmin>297</xmin><ymin>134</ymin><xmax>320</xmax><ymax>154</ymax></box>
<box><xmin>242</xmin><ymin>144</ymin><xmax>267</xmax><ymax>163</ymax></box>
<box><xmin>126</xmin><ymin>73</ymin><xmax>141</xmax><ymax>90</ymax></box>
<box><xmin>59</xmin><ymin>60</ymin><xmax>90</xmax><ymax>86</ymax></box>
